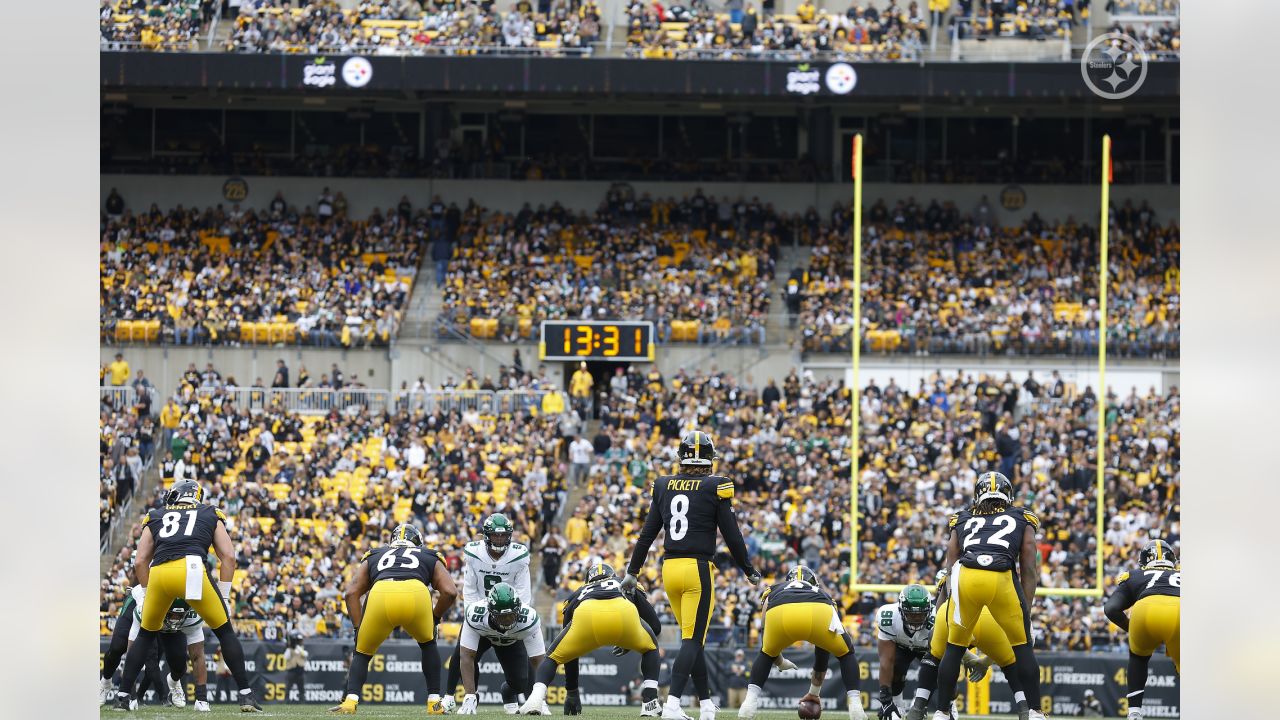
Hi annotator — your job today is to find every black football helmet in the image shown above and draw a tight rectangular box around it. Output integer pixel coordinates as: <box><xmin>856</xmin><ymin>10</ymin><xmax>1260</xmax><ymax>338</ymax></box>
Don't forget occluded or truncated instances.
<box><xmin>785</xmin><ymin>565</ymin><xmax>819</xmax><ymax>586</ymax></box>
<box><xmin>678</xmin><ymin>430</ymin><xmax>717</xmax><ymax>467</ymax></box>
<box><xmin>389</xmin><ymin>523</ymin><xmax>424</xmax><ymax>548</ymax></box>
<box><xmin>974</xmin><ymin>471</ymin><xmax>1013</xmax><ymax>510</ymax></box>
<box><xmin>1139</xmin><ymin>539</ymin><xmax>1177</xmax><ymax>570</ymax></box>
<box><xmin>166</xmin><ymin>479</ymin><xmax>204</xmax><ymax>505</ymax></box>
<box><xmin>585</xmin><ymin>562</ymin><xmax>616</xmax><ymax>584</ymax></box>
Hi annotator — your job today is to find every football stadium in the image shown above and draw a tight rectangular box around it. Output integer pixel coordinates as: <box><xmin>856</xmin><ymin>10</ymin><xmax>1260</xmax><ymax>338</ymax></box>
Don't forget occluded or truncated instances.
<box><xmin>98</xmin><ymin>1</ymin><xmax>1180</xmax><ymax>718</ymax></box>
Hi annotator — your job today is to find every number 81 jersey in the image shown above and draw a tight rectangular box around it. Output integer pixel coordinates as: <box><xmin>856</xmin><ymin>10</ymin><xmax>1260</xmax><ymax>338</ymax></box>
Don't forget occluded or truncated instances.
<box><xmin>948</xmin><ymin>505</ymin><xmax>1040</xmax><ymax>572</ymax></box>
<box><xmin>142</xmin><ymin>502</ymin><xmax>227</xmax><ymax>565</ymax></box>
<box><xmin>364</xmin><ymin>545</ymin><xmax>447</xmax><ymax>586</ymax></box>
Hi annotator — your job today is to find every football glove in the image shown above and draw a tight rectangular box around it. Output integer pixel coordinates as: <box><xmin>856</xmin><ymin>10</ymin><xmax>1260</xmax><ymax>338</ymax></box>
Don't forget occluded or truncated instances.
<box><xmin>746</xmin><ymin>567</ymin><xmax>762</xmax><ymax>586</ymax></box>
<box><xmin>130</xmin><ymin>585</ymin><xmax>147</xmax><ymax>606</ymax></box>
<box><xmin>877</xmin><ymin>688</ymin><xmax>901</xmax><ymax>720</ymax></box>
<box><xmin>611</xmin><ymin>646</ymin><xmax>630</xmax><ymax>657</ymax></box>
<box><xmin>564</xmin><ymin>690</ymin><xmax>582</xmax><ymax>716</ymax></box>
<box><xmin>620</xmin><ymin>573</ymin><xmax>638</xmax><ymax>596</ymax></box>
<box><xmin>773</xmin><ymin>655</ymin><xmax>797</xmax><ymax>671</ymax></box>
<box><xmin>459</xmin><ymin>694</ymin><xmax>478</xmax><ymax>715</ymax></box>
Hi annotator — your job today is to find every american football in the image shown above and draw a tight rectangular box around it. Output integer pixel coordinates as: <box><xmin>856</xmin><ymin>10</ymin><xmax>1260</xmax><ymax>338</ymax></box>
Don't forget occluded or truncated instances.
<box><xmin>98</xmin><ymin>2</ymin><xmax>1180</xmax><ymax>719</ymax></box>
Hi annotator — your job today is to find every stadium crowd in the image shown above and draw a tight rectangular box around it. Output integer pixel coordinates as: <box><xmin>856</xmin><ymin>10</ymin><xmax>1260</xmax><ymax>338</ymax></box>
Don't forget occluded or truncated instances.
<box><xmin>623</xmin><ymin>0</ymin><xmax>927</xmax><ymax>60</ymax></box>
<box><xmin>223</xmin><ymin>0</ymin><xmax>600</xmax><ymax>54</ymax></box>
<box><xmin>552</xmin><ymin>366</ymin><xmax>1178</xmax><ymax>654</ymax></box>
<box><xmin>437</xmin><ymin>190</ymin><xmax>778</xmax><ymax>344</ymax></box>
<box><xmin>100</xmin><ymin>192</ymin><xmax>421</xmax><ymax>347</ymax></box>
<box><xmin>101</xmin><ymin>357</ymin><xmax>571</xmax><ymax>641</ymax></box>
<box><xmin>790</xmin><ymin>196</ymin><xmax>1179</xmax><ymax>358</ymax></box>
<box><xmin>100</xmin><ymin>0</ymin><xmax>213</xmax><ymax>50</ymax></box>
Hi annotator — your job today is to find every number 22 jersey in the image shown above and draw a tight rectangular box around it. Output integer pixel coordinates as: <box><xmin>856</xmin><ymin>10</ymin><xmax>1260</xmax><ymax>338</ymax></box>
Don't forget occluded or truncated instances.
<box><xmin>948</xmin><ymin>505</ymin><xmax>1040</xmax><ymax>572</ymax></box>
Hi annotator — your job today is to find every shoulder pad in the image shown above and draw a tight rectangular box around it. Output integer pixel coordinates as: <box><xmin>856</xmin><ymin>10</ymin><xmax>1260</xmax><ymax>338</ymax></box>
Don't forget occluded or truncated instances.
<box><xmin>1021</xmin><ymin>510</ymin><xmax>1041</xmax><ymax>528</ymax></box>
<box><xmin>1116</xmin><ymin>571</ymin><xmax>1130</xmax><ymax>584</ymax></box>
<box><xmin>510</xmin><ymin>542</ymin><xmax>528</xmax><ymax>552</ymax></box>
<box><xmin>947</xmin><ymin>513</ymin><xmax>959</xmax><ymax>529</ymax></box>
<box><xmin>142</xmin><ymin>509</ymin><xmax>154</xmax><ymax>524</ymax></box>
<box><xmin>213</xmin><ymin>507</ymin><xmax>227</xmax><ymax>521</ymax></box>
<box><xmin>432</xmin><ymin>549</ymin><xmax>446</xmax><ymax>563</ymax></box>
<box><xmin>360</xmin><ymin>548</ymin><xmax>376</xmax><ymax>563</ymax></box>
<box><xmin>716</xmin><ymin>480</ymin><xmax>734</xmax><ymax>500</ymax></box>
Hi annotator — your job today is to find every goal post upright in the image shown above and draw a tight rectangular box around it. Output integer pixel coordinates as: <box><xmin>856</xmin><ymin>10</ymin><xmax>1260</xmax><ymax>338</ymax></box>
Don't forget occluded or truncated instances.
<box><xmin>1095</xmin><ymin>134</ymin><xmax>1112</xmax><ymax>598</ymax></box>
<box><xmin>849</xmin><ymin>133</ymin><xmax>863</xmax><ymax>597</ymax></box>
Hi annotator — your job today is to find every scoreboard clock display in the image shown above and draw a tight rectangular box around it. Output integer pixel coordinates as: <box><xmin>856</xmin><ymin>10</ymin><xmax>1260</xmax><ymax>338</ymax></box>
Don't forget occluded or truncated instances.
<box><xmin>540</xmin><ymin>321</ymin><xmax>655</xmax><ymax>362</ymax></box>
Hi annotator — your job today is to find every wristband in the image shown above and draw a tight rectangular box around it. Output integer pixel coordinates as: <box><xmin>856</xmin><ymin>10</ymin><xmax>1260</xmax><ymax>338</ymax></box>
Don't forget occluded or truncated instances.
<box><xmin>218</xmin><ymin>580</ymin><xmax>233</xmax><ymax>600</ymax></box>
<box><xmin>809</xmin><ymin>684</ymin><xmax>823</xmax><ymax>697</ymax></box>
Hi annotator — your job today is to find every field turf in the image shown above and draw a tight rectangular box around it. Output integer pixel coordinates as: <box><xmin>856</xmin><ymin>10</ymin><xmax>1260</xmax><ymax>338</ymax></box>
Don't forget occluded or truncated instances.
<box><xmin>98</xmin><ymin>704</ymin><xmax>1017</xmax><ymax>720</ymax></box>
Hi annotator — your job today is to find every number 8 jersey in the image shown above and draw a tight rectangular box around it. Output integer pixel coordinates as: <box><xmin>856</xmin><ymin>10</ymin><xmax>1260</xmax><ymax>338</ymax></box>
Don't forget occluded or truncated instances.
<box><xmin>645</xmin><ymin>473</ymin><xmax>739</xmax><ymax>560</ymax></box>
<box><xmin>947</xmin><ymin>505</ymin><xmax>1040</xmax><ymax>572</ymax></box>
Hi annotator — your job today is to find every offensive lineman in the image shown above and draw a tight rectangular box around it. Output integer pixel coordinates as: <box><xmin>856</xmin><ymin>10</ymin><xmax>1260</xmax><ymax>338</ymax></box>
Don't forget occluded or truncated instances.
<box><xmin>1103</xmin><ymin>539</ymin><xmax>1180</xmax><ymax>720</ymax></box>
<box><xmin>736</xmin><ymin>566</ymin><xmax>868</xmax><ymax>720</ymax></box>
<box><xmin>458</xmin><ymin>582</ymin><xmax>547</xmax><ymax>715</ymax></box>
<box><xmin>624</xmin><ymin>430</ymin><xmax>761</xmax><ymax>720</ymax></box>
<box><xmin>331</xmin><ymin>524</ymin><xmax>459</xmax><ymax>715</ymax></box>
<box><xmin>446</xmin><ymin>514</ymin><xmax>542</xmax><ymax>710</ymax></box>
<box><xmin>908</xmin><ymin>472</ymin><xmax>1044</xmax><ymax>720</ymax></box>
<box><xmin>520</xmin><ymin>564</ymin><xmax>663</xmax><ymax>716</ymax></box>
<box><xmin>112</xmin><ymin>479</ymin><xmax>262</xmax><ymax>712</ymax></box>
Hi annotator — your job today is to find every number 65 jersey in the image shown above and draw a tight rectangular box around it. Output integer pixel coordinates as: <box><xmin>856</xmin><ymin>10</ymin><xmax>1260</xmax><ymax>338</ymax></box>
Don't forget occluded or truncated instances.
<box><xmin>948</xmin><ymin>505</ymin><xmax>1040</xmax><ymax>572</ymax></box>
<box><xmin>364</xmin><ymin>544</ymin><xmax>447</xmax><ymax>586</ymax></box>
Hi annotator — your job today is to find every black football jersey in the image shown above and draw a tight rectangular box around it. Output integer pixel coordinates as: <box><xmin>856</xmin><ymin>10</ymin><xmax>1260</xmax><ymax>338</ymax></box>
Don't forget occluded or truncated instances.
<box><xmin>761</xmin><ymin>579</ymin><xmax>835</xmax><ymax>609</ymax></box>
<box><xmin>647</xmin><ymin>473</ymin><xmax>736</xmax><ymax>559</ymax></box>
<box><xmin>363</xmin><ymin>544</ymin><xmax>445</xmax><ymax>586</ymax></box>
<box><xmin>947</xmin><ymin>505</ymin><xmax>1040</xmax><ymax>572</ymax></box>
<box><xmin>1111</xmin><ymin>566</ymin><xmax>1181</xmax><ymax>609</ymax></box>
<box><xmin>143</xmin><ymin>503</ymin><xmax>227</xmax><ymax>566</ymax></box>
<box><xmin>562</xmin><ymin>577</ymin><xmax>628</xmax><ymax>622</ymax></box>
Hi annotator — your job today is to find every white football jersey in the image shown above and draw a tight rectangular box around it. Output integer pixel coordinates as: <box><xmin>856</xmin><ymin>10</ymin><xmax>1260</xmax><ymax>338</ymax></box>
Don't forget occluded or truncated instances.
<box><xmin>875</xmin><ymin>602</ymin><xmax>936</xmax><ymax>653</ymax></box>
<box><xmin>462</xmin><ymin>540</ymin><xmax>532</xmax><ymax>605</ymax></box>
<box><xmin>460</xmin><ymin>599</ymin><xmax>541</xmax><ymax>649</ymax></box>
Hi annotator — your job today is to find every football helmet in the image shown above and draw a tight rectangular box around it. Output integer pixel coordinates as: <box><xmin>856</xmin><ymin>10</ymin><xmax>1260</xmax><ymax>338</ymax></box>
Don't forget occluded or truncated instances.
<box><xmin>785</xmin><ymin>565</ymin><xmax>819</xmax><ymax>586</ymax></box>
<box><xmin>1139</xmin><ymin>539</ymin><xmax>1177</xmax><ymax>570</ymax></box>
<box><xmin>483</xmin><ymin>513</ymin><xmax>514</xmax><ymax>555</ymax></box>
<box><xmin>974</xmin><ymin>471</ymin><xmax>1013</xmax><ymax>510</ymax></box>
<box><xmin>898</xmin><ymin>583</ymin><xmax>931</xmax><ymax>633</ymax></box>
<box><xmin>585</xmin><ymin>562</ymin><xmax>616</xmax><ymax>584</ymax></box>
<box><xmin>678</xmin><ymin>430</ymin><xmax>717</xmax><ymax>467</ymax></box>
<box><xmin>162</xmin><ymin>601</ymin><xmax>192</xmax><ymax>633</ymax></box>
<box><xmin>166</xmin><ymin>479</ymin><xmax>204</xmax><ymax>505</ymax></box>
<box><xmin>487</xmin><ymin>582</ymin><xmax>522</xmax><ymax>632</ymax></box>
<box><xmin>390</xmin><ymin>523</ymin><xmax>424</xmax><ymax>548</ymax></box>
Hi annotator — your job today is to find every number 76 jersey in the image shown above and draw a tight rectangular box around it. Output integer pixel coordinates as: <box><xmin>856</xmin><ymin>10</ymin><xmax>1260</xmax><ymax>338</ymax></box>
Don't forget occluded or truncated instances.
<box><xmin>948</xmin><ymin>505</ymin><xmax>1040</xmax><ymax>572</ymax></box>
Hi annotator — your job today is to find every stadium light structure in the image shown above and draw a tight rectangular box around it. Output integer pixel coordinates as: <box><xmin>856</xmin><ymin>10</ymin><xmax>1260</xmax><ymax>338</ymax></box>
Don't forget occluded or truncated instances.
<box><xmin>849</xmin><ymin>136</ymin><xmax>1114</xmax><ymax>600</ymax></box>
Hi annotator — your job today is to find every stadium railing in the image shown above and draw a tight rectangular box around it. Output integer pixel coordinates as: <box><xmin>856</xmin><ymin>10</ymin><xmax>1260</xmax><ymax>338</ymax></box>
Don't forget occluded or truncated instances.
<box><xmin>222</xmin><ymin>44</ymin><xmax>596</xmax><ymax>57</ymax></box>
<box><xmin>100</xmin><ymin>385</ymin><xmax>159</xmax><ymax>411</ymax></box>
<box><xmin>190</xmin><ymin>387</ymin><xmax>549</xmax><ymax>416</ymax></box>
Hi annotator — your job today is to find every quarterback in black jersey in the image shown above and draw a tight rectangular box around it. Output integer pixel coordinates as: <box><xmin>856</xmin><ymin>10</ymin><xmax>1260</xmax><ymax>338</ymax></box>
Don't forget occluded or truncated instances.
<box><xmin>1104</xmin><ymin>539</ymin><xmax>1180</xmax><ymax>720</ymax></box>
<box><xmin>112</xmin><ymin>480</ymin><xmax>261</xmax><ymax>713</ymax></box>
<box><xmin>737</xmin><ymin>566</ymin><xmax>868</xmax><ymax>720</ymax></box>
<box><xmin>520</xmin><ymin>564</ymin><xmax>663</xmax><ymax>716</ymax></box>
<box><xmin>332</xmin><ymin>523</ymin><xmax>458</xmax><ymax>715</ymax></box>
<box><xmin>908</xmin><ymin>472</ymin><xmax>1045</xmax><ymax>720</ymax></box>
<box><xmin>624</xmin><ymin>431</ymin><xmax>760</xmax><ymax>720</ymax></box>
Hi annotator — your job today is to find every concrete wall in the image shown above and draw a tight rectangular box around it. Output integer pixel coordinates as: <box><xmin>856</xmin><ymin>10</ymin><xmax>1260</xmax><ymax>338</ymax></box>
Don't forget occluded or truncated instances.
<box><xmin>101</xmin><ymin>175</ymin><xmax>1178</xmax><ymax>226</ymax></box>
<box><xmin>104</xmin><ymin>343</ymin><xmax>1177</xmax><ymax>399</ymax></box>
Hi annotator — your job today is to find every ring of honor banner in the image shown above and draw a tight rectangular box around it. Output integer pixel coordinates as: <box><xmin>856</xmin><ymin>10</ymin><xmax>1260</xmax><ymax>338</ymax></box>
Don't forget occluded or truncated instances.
<box><xmin>100</xmin><ymin>640</ymin><xmax>1177</xmax><ymax>716</ymax></box>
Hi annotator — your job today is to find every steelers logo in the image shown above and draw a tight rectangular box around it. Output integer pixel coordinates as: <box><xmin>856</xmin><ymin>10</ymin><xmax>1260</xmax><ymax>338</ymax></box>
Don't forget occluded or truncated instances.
<box><xmin>977</xmin><ymin>555</ymin><xmax>993</xmax><ymax>567</ymax></box>
<box><xmin>824</xmin><ymin>63</ymin><xmax>857</xmax><ymax>95</ymax></box>
<box><xmin>1080</xmin><ymin>32</ymin><xmax>1148</xmax><ymax>100</ymax></box>
<box><xmin>342</xmin><ymin>56</ymin><xmax>374</xmax><ymax>88</ymax></box>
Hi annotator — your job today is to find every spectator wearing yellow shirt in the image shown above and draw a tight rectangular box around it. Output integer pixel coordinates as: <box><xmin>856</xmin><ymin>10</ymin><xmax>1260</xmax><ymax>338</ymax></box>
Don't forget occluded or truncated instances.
<box><xmin>569</xmin><ymin>362</ymin><xmax>593</xmax><ymax>415</ymax></box>
<box><xmin>158</xmin><ymin>396</ymin><xmax>182</xmax><ymax>459</ymax></box>
<box><xmin>795</xmin><ymin>0</ymin><xmax>816</xmax><ymax>23</ymax></box>
<box><xmin>109</xmin><ymin>353</ymin><xmax>130</xmax><ymax>386</ymax></box>
<box><xmin>541</xmin><ymin>388</ymin><xmax>567</xmax><ymax>415</ymax></box>
<box><xmin>565</xmin><ymin>510</ymin><xmax>590</xmax><ymax>547</ymax></box>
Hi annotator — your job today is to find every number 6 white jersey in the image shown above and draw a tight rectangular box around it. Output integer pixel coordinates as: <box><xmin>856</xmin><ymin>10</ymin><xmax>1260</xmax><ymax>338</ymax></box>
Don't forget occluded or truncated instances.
<box><xmin>874</xmin><ymin>603</ymin><xmax>936</xmax><ymax>653</ymax></box>
<box><xmin>462</xmin><ymin>541</ymin><xmax>532</xmax><ymax>606</ymax></box>
<box><xmin>459</xmin><ymin>600</ymin><xmax>544</xmax><ymax>655</ymax></box>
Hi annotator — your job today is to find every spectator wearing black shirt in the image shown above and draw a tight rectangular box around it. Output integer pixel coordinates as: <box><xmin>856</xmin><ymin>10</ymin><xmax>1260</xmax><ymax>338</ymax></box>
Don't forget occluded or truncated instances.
<box><xmin>272</xmin><ymin>359</ymin><xmax>289</xmax><ymax>389</ymax></box>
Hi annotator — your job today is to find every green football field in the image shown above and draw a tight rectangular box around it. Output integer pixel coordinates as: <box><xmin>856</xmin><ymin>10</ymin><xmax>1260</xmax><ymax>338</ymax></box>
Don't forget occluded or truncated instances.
<box><xmin>98</xmin><ymin>705</ymin><xmax>1016</xmax><ymax>720</ymax></box>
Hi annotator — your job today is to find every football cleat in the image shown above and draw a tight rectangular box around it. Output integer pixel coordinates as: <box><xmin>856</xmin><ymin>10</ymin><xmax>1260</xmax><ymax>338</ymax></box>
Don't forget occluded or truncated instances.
<box><xmin>848</xmin><ymin>697</ymin><xmax>868</xmax><ymax>720</ymax></box>
<box><xmin>505</xmin><ymin>703</ymin><xmax>520</xmax><ymax>715</ymax></box>
<box><xmin>100</xmin><ymin>677</ymin><xmax>115</xmax><ymax>705</ymax></box>
<box><xmin>1127</xmin><ymin>709</ymin><xmax>1143</xmax><ymax>720</ymax></box>
<box><xmin>1027</xmin><ymin>711</ymin><xmax>1048</xmax><ymax>720</ymax></box>
<box><xmin>930</xmin><ymin>712</ymin><xmax>950</xmax><ymax>720</ymax></box>
<box><xmin>427</xmin><ymin>698</ymin><xmax>447</xmax><ymax>715</ymax></box>
<box><xmin>168</xmin><ymin>676</ymin><xmax>187</xmax><ymax>707</ymax></box>
<box><xmin>642</xmin><ymin>699</ymin><xmax>663</xmax><ymax>717</ymax></box>
<box><xmin>129</xmin><ymin>697</ymin><xmax>139</xmax><ymax>711</ymax></box>
<box><xmin>112</xmin><ymin>694</ymin><xmax>132</xmax><ymax>712</ymax></box>
<box><xmin>541</xmin><ymin>701</ymin><xmax>552</xmax><ymax>716</ymax></box>
<box><xmin>662</xmin><ymin>702</ymin><xmax>688</xmax><ymax>720</ymax></box>
<box><xmin>240</xmin><ymin>689</ymin><xmax>263</xmax><ymax>712</ymax></box>
<box><xmin>195</xmin><ymin>700</ymin><xmax>211</xmax><ymax>712</ymax></box>
<box><xmin>699</xmin><ymin>701</ymin><xmax>718</xmax><ymax>720</ymax></box>
<box><xmin>330</xmin><ymin>694</ymin><xmax>359</xmax><ymax>714</ymax></box>
<box><xmin>441</xmin><ymin>695</ymin><xmax>458</xmax><ymax>714</ymax></box>
<box><xmin>963</xmin><ymin>651</ymin><xmax>993</xmax><ymax>683</ymax></box>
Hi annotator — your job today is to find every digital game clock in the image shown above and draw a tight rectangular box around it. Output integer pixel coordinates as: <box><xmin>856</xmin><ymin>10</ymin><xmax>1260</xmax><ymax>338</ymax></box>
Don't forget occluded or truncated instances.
<box><xmin>539</xmin><ymin>321</ymin><xmax>655</xmax><ymax>362</ymax></box>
